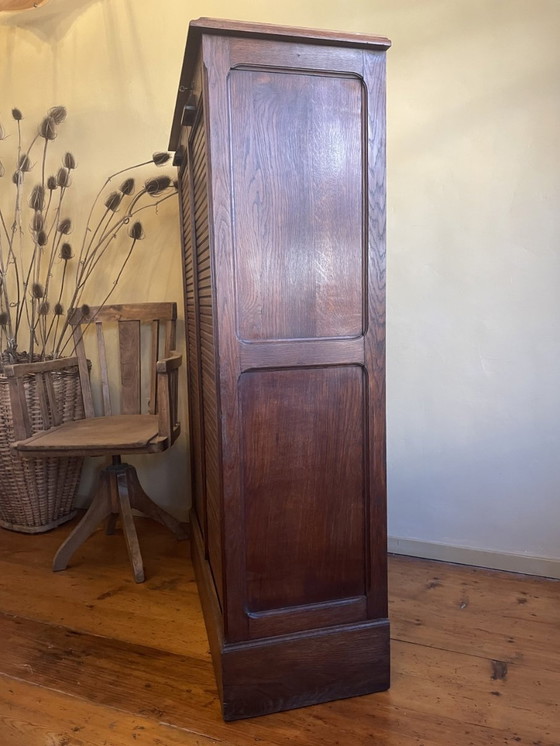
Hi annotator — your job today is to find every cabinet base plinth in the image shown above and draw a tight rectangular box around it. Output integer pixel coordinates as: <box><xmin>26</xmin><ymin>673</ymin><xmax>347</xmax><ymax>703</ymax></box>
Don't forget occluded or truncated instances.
<box><xmin>221</xmin><ymin>620</ymin><xmax>390</xmax><ymax>721</ymax></box>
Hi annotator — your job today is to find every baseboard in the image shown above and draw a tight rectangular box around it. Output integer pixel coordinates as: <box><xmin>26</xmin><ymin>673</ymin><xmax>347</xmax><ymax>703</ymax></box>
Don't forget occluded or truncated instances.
<box><xmin>388</xmin><ymin>536</ymin><xmax>560</xmax><ymax>580</ymax></box>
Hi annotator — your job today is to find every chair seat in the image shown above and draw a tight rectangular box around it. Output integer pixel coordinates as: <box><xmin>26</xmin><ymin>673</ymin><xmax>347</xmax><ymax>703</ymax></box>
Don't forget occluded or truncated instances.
<box><xmin>13</xmin><ymin>414</ymin><xmax>168</xmax><ymax>457</ymax></box>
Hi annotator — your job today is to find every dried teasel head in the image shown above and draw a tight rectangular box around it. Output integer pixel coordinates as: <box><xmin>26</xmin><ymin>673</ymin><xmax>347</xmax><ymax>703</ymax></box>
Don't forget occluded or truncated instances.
<box><xmin>39</xmin><ymin>301</ymin><xmax>50</xmax><ymax>316</ymax></box>
<box><xmin>128</xmin><ymin>221</ymin><xmax>144</xmax><ymax>240</ymax></box>
<box><xmin>54</xmin><ymin>303</ymin><xmax>64</xmax><ymax>316</ymax></box>
<box><xmin>36</xmin><ymin>230</ymin><xmax>48</xmax><ymax>247</ymax></box>
<box><xmin>48</xmin><ymin>106</ymin><xmax>67</xmax><ymax>124</ymax></box>
<box><xmin>145</xmin><ymin>176</ymin><xmax>172</xmax><ymax>196</ymax></box>
<box><xmin>32</xmin><ymin>283</ymin><xmax>45</xmax><ymax>299</ymax></box>
<box><xmin>47</xmin><ymin>175</ymin><xmax>57</xmax><ymax>191</ymax></box>
<box><xmin>58</xmin><ymin>218</ymin><xmax>72</xmax><ymax>234</ymax></box>
<box><xmin>60</xmin><ymin>243</ymin><xmax>73</xmax><ymax>261</ymax></box>
<box><xmin>12</xmin><ymin>108</ymin><xmax>23</xmax><ymax>121</ymax></box>
<box><xmin>32</xmin><ymin>211</ymin><xmax>44</xmax><ymax>232</ymax></box>
<box><xmin>80</xmin><ymin>304</ymin><xmax>91</xmax><ymax>319</ymax></box>
<box><xmin>39</xmin><ymin>116</ymin><xmax>57</xmax><ymax>141</ymax></box>
<box><xmin>120</xmin><ymin>177</ymin><xmax>135</xmax><ymax>196</ymax></box>
<box><xmin>0</xmin><ymin>161</ymin><xmax>4</xmax><ymax>178</ymax></box>
<box><xmin>0</xmin><ymin>312</ymin><xmax>8</xmax><ymax>326</ymax></box>
<box><xmin>152</xmin><ymin>152</ymin><xmax>171</xmax><ymax>167</ymax></box>
<box><xmin>57</xmin><ymin>167</ymin><xmax>70</xmax><ymax>187</ymax></box>
<box><xmin>64</xmin><ymin>152</ymin><xmax>76</xmax><ymax>170</ymax></box>
<box><xmin>18</xmin><ymin>154</ymin><xmax>32</xmax><ymax>173</ymax></box>
<box><xmin>12</xmin><ymin>171</ymin><xmax>23</xmax><ymax>186</ymax></box>
<box><xmin>0</xmin><ymin>122</ymin><xmax>5</xmax><ymax>141</ymax></box>
<box><xmin>29</xmin><ymin>184</ymin><xmax>45</xmax><ymax>211</ymax></box>
<box><xmin>104</xmin><ymin>191</ymin><xmax>123</xmax><ymax>211</ymax></box>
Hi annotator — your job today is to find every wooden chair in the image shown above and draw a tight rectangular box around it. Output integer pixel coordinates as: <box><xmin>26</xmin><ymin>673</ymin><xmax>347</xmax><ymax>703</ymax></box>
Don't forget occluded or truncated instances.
<box><xmin>6</xmin><ymin>302</ymin><xmax>187</xmax><ymax>582</ymax></box>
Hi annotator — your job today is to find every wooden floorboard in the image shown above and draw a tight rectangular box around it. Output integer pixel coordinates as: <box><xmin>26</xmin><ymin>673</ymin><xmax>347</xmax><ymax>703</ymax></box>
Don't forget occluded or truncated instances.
<box><xmin>0</xmin><ymin>518</ymin><xmax>558</xmax><ymax>745</ymax></box>
<box><xmin>0</xmin><ymin>676</ymin><xmax>226</xmax><ymax>746</ymax></box>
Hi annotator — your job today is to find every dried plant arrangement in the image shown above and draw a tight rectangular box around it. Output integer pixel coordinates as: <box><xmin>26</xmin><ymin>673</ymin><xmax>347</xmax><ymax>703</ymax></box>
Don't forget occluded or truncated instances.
<box><xmin>0</xmin><ymin>105</ymin><xmax>177</xmax><ymax>368</ymax></box>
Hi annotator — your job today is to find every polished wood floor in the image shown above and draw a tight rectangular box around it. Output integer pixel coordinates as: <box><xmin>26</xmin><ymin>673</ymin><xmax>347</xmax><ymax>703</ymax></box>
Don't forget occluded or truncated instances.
<box><xmin>0</xmin><ymin>517</ymin><xmax>558</xmax><ymax>745</ymax></box>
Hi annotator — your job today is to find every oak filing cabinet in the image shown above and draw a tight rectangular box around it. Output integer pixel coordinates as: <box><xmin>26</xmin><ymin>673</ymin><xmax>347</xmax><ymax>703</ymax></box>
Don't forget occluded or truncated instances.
<box><xmin>169</xmin><ymin>18</ymin><xmax>391</xmax><ymax>720</ymax></box>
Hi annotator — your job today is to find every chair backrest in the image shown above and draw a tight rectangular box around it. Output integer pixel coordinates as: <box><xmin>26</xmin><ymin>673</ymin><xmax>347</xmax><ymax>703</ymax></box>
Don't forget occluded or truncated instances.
<box><xmin>68</xmin><ymin>302</ymin><xmax>178</xmax><ymax>421</ymax></box>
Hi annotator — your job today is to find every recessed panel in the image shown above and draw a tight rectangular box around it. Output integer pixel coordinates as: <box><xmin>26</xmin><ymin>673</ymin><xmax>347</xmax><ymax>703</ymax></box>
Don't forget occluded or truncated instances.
<box><xmin>229</xmin><ymin>69</ymin><xmax>365</xmax><ymax>341</ymax></box>
<box><xmin>240</xmin><ymin>366</ymin><xmax>366</xmax><ymax>613</ymax></box>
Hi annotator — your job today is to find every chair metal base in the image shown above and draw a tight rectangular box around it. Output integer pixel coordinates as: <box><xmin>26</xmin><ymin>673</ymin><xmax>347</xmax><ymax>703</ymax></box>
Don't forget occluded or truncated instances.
<box><xmin>52</xmin><ymin>462</ymin><xmax>188</xmax><ymax>583</ymax></box>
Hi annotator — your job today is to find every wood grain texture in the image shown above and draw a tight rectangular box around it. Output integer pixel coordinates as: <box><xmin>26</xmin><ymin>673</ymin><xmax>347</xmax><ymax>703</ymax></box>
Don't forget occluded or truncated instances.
<box><xmin>68</xmin><ymin>303</ymin><xmax>177</xmax><ymax>325</ymax></box>
<box><xmin>72</xmin><ymin>325</ymin><xmax>95</xmax><ymax>417</ymax></box>
<box><xmin>221</xmin><ymin>620</ymin><xmax>390</xmax><ymax>721</ymax></box>
<box><xmin>96</xmin><ymin>321</ymin><xmax>112</xmax><ymax>415</ymax></box>
<box><xmin>14</xmin><ymin>413</ymin><xmax>163</xmax><ymax>454</ymax></box>
<box><xmin>0</xmin><ymin>518</ymin><xmax>207</xmax><ymax>658</ymax></box>
<box><xmin>230</xmin><ymin>68</ymin><xmax>364</xmax><ymax>341</ymax></box>
<box><xmin>390</xmin><ymin>555</ymin><xmax>560</xmax><ymax>672</ymax></box>
<box><xmin>363</xmin><ymin>49</ymin><xmax>389</xmax><ymax>622</ymax></box>
<box><xmin>3</xmin><ymin>356</ymin><xmax>80</xmax><ymax>378</ymax></box>
<box><xmin>202</xmin><ymin>33</ymin><xmax>248</xmax><ymax>642</ymax></box>
<box><xmin>0</xmin><ymin>522</ymin><xmax>558</xmax><ymax>744</ymax></box>
<box><xmin>240</xmin><ymin>366</ymin><xmax>366</xmax><ymax>616</ymax></box>
<box><xmin>0</xmin><ymin>677</ymin><xmax>223</xmax><ymax>746</ymax></box>
<box><xmin>169</xmin><ymin>18</ymin><xmax>391</xmax><ymax>151</ymax></box>
<box><xmin>191</xmin><ymin>17</ymin><xmax>392</xmax><ymax>49</ymax></box>
<box><xmin>119</xmin><ymin>319</ymin><xmax>141</xmax><ymax>415</ymax></box>
<box><xmin>173</xmin><ymin>21</ymin><xmax>390</xmax><ymax>714</ymax></box>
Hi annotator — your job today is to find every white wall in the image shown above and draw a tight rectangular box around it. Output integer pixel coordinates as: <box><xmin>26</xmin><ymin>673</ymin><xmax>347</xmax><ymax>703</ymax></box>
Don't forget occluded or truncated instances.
<box><xmin>1</xmin><ymin>0</ymin><xmax>559</xmax><ymax>568</ymax></box>
<box><xmin>385</xmin><ymin>1</ymin><xmax>560</xmax><ymax>568</ymax></box>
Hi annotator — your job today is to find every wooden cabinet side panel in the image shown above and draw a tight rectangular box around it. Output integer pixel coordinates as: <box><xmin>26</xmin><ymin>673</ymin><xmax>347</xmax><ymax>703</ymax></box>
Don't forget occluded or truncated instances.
<box><xmin>199</xmin><ymin>34</ymin><xmax>388</xmax><ymax>640</ymax></box>
<box><xmin>364</xmin><ymin>51</ymin><xmax>388</xmax><ymax>620</ymax></box>
<box><xmin>240</xmin><ymin>366</ymin><xmax>367</xmax><ymax>612</ymax></box>
<box><xmin>229</xmin><ymin>68</ymin><xmax>365</xmax><ymax>342</ymax></box>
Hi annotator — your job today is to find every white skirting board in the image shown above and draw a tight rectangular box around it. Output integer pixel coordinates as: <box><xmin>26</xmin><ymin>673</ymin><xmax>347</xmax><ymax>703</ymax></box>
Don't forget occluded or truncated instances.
<box><xmin>388</xmin><ymin>537</ymin><xmax>560</xmax><ymax>580</ymax></box>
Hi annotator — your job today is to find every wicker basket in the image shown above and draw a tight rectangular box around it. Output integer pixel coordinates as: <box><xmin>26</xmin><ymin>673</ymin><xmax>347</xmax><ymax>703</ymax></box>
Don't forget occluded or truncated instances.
<box><xmin>0</xmin><ymin>363</ymin><xmax>85</xmax><ymax>533</ymax></box>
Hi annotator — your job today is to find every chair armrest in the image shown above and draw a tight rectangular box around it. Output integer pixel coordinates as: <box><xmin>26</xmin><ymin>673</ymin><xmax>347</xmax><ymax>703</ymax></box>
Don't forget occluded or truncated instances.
<box><xmin>156</xmin><ymin>352</ymin><xmax>182</xmax><ymax>373</ymax></box>
<box><xmin>156</xmin><ymin>352</ymin><xmax>182</xmax><ymax>444</ymax></box>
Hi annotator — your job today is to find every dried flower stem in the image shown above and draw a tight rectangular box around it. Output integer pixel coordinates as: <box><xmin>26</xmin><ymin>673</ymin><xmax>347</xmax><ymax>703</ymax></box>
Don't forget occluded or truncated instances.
<box><xmin>77</xmin><ymin>158</ymin><xmax>161</xmax><ymax>271</ymax></box>
<box><xmin>57</xmin><ymin>236</ymin><xmax>138</xmax><ymax>358</ymax></box>
<box><xmin>44</xmin><ymin>261</ymin><xmax>68</xmax><ymax>354</ymax></box>
<box><xmin>76</xmin><ymin>190</ymin><xmax>174</xmax><ymax>297</ymax></box>
<box><xmin>54</xmin><ymin>189</ymin><xmax>175</xmax><ymax>356</ymax></box>
<box><xmin>0</xmin><ymin>107</ymin><xmax>176</xmax><ymax>366</ymax></box>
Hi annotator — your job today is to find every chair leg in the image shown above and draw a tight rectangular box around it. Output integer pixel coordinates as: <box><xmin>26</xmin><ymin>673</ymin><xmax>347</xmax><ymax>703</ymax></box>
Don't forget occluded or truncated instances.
<box><xmin>105</xmin><ymin>513</ymin><xmax>118</xmax><ymax>535</ymax></box>
<box><xmin>127</xmin><ymin>465</ymin><xmax>189</xmax><ymax>540</ymax></box>
<box><xmin>116</xmin><ymin>468</ymin><xmax>145</xmax><ymax>583</ymax></box>
<box><xmin>52</xmin><ymin>471</ymin><xmax>112</xmax><ymax>572</ymax></box>
<box><xmin>105</xmin><ymin>462</ymin><xmax>121</xmax><ymax>534</ymax></box>
<box><xmin>53</xmin><ymin>462</ymin><xmax>184</xmax><ymax>582</ymax></box>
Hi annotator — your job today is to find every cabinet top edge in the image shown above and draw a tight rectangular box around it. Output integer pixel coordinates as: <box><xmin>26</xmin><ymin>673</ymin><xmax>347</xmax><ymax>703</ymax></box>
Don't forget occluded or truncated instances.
<box><xmin>189</xmin><ymin>17</ymin><xmax>391</xmax><ymax>50</ymax></box>
<box><xmin>168</xmin><ymin>17</ymin><xmax>391</xmax><ymax>152</ymax></box>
